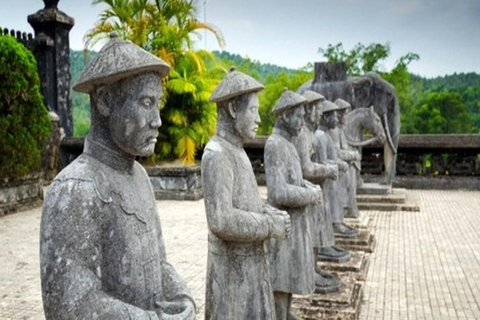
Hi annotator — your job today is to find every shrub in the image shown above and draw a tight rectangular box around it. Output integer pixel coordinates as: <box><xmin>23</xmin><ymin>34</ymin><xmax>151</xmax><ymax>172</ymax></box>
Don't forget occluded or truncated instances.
<box><xmin>0</xmin><ymin>34</ymin><xmax>51</xmax><ymax>179</ymax></box>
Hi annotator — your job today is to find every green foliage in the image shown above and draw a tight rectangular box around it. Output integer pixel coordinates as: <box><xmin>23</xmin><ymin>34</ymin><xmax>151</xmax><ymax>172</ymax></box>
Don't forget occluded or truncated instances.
<box><xmin>157</xmin><ymin>50</ymin><xmax>221</xmax><ymax>164</ymax></box>
<box><xmin>414</xmin><ymin>91</ymin><xmax>474</xmax><ymax>134</ymax></box>
<box><xmin>257</xmin><ymin>70</ymin><xmax>312</xmax><ymax>135</ymax></box>
<box><xmin>70</xmin><ymin>49</ymin><xmax>96</xmax><ymax>137</ymax></box>
<box><xmin>214</xmin><ymin>51</ymin><xmax>298</xmax><ymax>83</ymax></box>
<box><xmin>86</xmin><ymin>0</ymin><xmax>225</xmax><ymax>164</ymax></box>
<box><xmin>0</xmin><ymin>35</ymin><xmax>51</xmax><ymax>179</ymax></box>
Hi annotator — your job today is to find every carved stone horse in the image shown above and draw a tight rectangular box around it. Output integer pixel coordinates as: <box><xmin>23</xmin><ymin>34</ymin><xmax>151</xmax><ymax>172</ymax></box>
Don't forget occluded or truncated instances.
<box><xmin>344</xmin><ymin>106</ymin><xmax>386</xmax><ymax>188</ymax></box>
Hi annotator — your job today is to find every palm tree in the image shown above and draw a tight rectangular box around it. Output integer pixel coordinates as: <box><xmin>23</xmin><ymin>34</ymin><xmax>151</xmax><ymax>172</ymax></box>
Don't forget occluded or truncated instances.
<box><xmin>85</xmin><ymin>0</ymin><xmax>225</xmax><ymax>164</ymax></box>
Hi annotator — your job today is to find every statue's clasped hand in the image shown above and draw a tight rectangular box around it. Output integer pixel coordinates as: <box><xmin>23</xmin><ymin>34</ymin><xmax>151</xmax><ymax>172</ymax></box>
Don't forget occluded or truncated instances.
<box><xmin>155</xmin><ymin>299</ymin><xmax>195</xmax><ymax>320</ymax></box>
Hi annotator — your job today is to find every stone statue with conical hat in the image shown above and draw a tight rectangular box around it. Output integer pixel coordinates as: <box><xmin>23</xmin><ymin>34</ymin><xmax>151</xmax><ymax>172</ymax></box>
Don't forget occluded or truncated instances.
<box><xmin>332</xmin><ymin>98</ymin><xmax>362</xmax><ymax>218</ymax></box>
<box><xmin>40</xmin><ymin>33</ymin><xmax>195</xmax><ymax>319</ymax></box>
<box><xmin>265</xmin><ymin>89</ymin><xmax>320</xmax><ymax>320</ymax></box>
<box><xmin>203</xmin><ymin>68</ymin><xmax>291</xmax><ymax>320</ymax></box>
<box><xmin>313</xmin><ymin>100</ymin><xmax>360</xmax><ymax>238</ymax></box>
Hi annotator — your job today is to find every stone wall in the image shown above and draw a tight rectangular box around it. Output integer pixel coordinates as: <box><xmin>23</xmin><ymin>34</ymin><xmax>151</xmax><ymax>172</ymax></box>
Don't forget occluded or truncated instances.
<box><xmin>0</xmin><ymin>173</ymin><xmax>43</xmax><ymax>216</ymax></box>
<box><xmin>146</xmin><ymin>165</ymin><xmax>203</xmax><ymax>201</ymax></box>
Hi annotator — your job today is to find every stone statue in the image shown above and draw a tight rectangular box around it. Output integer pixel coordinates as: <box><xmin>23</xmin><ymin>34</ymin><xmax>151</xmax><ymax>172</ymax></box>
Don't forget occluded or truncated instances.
<box><xmin>332</xmin><ymin>99</ymin><xmax>362</xmax><ymax>218</ymax></box>
<box><xmin>40</xmin><ymin>33</ymin><xmax>196</xmax><ymax>319</ymax></box>
<box><xmin>291</xmin><ymin>90</ymin><xmax>347</xmax><ymax>293</ymax></box>
<box><xmin>298</xmin><ymin>62</ymin><xmax>400</xmax><ymax>185</ymax></box>
<box><xmin>342</xmin><ymin>106</ymin><xmax>386</xmax><ymax>188</ymax></box>
<box><xmin>313</xmin><ymin>100</ymin><xmax>360</xmax><ymax>238</ymax></box>
<box><xmin>265</xmin><ymin>89</ymin><xmax>320</xmax><ymax>320</ymax></box>
<box><xmin>202</xmin><ymin>68</ymin><xmax>291</xmax><ymax>320</ymax></box>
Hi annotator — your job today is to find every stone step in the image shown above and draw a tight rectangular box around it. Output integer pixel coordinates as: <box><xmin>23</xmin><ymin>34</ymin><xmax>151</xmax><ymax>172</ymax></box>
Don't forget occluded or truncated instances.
<box><xmin>357</xmin><ymin>202</ymin><xmax>420</xmax><ymax>212</ymax></box>
<box><xmin>319</xmin><ymin>251</ymin><xmax>370</xmax><ymax>282</ymax></box>
<box><xmin>292</xmin><ymin>274</ymin><xmax>363</xmax><ymax>320</ymax></box>
<box><xmin>344</xmin><ymin>211</ymin><xmax>371</xmax><ymax>230</ymax></box>
<box><xmin>356</xmin><ymin>182</ymin><xmax>392</xmax><ymax>195</ymax></box>
<box><xmin>356</xmin><ymin>193</ymin><xmax>406</xmax><ymax>204</ymax></box>
<box><xmin>335</xmin><ymin>230</ymin><xmax>376</xmax><ymax>253</ymax></box>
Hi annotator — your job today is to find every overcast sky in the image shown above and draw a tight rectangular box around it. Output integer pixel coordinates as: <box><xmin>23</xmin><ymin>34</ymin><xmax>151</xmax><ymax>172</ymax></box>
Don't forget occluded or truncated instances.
<box><xmin>2</xmin><ymin>0</ymin><xmax>479</xmax><ymax>78</ymax></box>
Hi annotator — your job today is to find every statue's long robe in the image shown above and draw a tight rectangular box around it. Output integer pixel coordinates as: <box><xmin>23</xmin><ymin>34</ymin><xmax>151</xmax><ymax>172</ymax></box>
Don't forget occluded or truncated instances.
<box><xmin>292</xmin><ymin>126</ymin><xmax>334</xmax><ymax>248</ymax></box>
<box><xmin>202</xmin><ymin>131</ymin><xmax>276</xmax><ymax>320</ymax></box>
<box><xmin>313</xmin><ymin>128</ymin><xmax>345</xmax><ymax>224</ymax></box>
<box><xmin>265</xmin><ymin>127</ymin><xmax>315</xmax><ymax>295</ymax></box>
<box><xmin>40</xmin><ymin>139</ymin><xmax>194</xmax><ymax>320</ymax></box>
<box><xmin>330</xmin><ymin>127</ymin><xmax>358</xmax><ymax>213</ymax></box>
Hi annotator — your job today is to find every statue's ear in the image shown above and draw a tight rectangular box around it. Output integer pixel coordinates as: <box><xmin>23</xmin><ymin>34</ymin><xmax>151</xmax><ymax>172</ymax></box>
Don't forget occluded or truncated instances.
<box><xmin>95</xmin><ymin>87</ymin><xmax>112</xmax><ymax>117</ymax></box>
<box><xmin>370</xmin><ymin>105</ymin><xmax>375</xmax><ymax>112</ymax></box>
<box><xmin>227</xmin><ymin>101</ymin><xmax>236</xmax><ymax>119</ymax></box>
<box><xmin>282</xmin><ymin>110</ymin><xmax>289</xmax><ymax>123</ymax></box>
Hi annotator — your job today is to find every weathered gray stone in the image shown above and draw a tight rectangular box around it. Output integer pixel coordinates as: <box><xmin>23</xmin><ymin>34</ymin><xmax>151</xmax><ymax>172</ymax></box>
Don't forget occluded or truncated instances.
<box><xmin>314</xmin><ymin>101</ymin><xmax>360</xmax><ymax>239</ymax></box>
<box><xmin>292</xmin><ymin>274</ymin><xmax>363</xmax><ymax>320</ymax></box>
<box><xmin>202</xmin><ymin>69</ymin><xmax>290</xmax><ymax>320</ymax></box>
<box><xmin>265</xmin><ymin>89</ymin><xmax>321</xmax><ymax>319</ymax></box>
<box><xmin>335</xmin><ymin>230</ymin><xmax>376</xmax><ymax>253</ymax></box>
<box><xmin>146</xmin><ymin>164</ymin><xmax>203</xmax><ymax>200</ymax></box>
<box><xmin>299</xmin><ymin>62</ymin><xmax>400</xmax><ymax>186</ymax></box>
<box><xmin>291</xmin><ymin>90</ymin><xmax>349</xmax><ymax>292</ymax></box>
<box><xmin>0</xmin><ymin>173</ymin><xmax>43</xmax><ymax>216</ymax></box>
<box><xmin>333</xmin><ymin>99</ymin><xmax>362</xmax><ymax>218</ymax></box>
<box><xmin>40</xmin><ymin>34</ymin><xmax>195</xmax><ymax>319</ymax></box>
<box><xmin>319</xmin><ymin>251</ymin><xmax>370</xmax><ymax>282</ymax></box>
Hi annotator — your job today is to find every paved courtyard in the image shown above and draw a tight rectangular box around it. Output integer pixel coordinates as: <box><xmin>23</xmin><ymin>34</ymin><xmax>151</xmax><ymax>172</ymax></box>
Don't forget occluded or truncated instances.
<box><xmin>1</xmin><ymin>188</ymin><xmax>480</xmax><ymax>319</ymax></box>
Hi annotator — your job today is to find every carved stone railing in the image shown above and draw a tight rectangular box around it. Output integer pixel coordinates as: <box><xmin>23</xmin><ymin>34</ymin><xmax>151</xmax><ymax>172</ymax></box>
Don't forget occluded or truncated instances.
<box><xmin>242</xmin><ymin>134</ymin><xmax>480</xmax><ymax>189</ymax></box>
<box><xmin>60</xmin><ymin>134</ymin><xmax>480</xmax><ymax>190</ymax></box>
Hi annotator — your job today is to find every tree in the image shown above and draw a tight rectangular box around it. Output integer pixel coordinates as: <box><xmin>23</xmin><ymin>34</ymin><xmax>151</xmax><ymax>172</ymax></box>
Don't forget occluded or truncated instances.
<box><xmin>414</xmin><ymin>91</ymin><xmax>474</xmax><ymax>134</ymax></box>
<box><xmin>0</xmin><ymin>35</ymin><xmax>51</xmax><ymax>179</ymax></box>
<box><xmin>85</xmin><ymin>0</ymin><xmax>226</xmax><ymax>164</ymax></box>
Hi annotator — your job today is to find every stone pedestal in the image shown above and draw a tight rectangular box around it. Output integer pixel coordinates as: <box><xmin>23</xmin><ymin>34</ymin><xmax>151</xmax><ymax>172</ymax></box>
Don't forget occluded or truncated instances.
<box><xmin>319</xmin><ymin>251</ymin><xmax>370</xmax><ymax>281</ymax></box>
<box><xmin>292</xmin><ymin>275</ymin><xmax>363</xmax><ymax>320</ymax></box>
<box><xmin>344</xmin><ymin>210</ymin><xmax>371</xmax><ymax>230</ymax></box>
<box><xmin>357</xmin><ymin>182</ymin><xmax>391</xmax><ymax>195</ymax></box>
<box><xmin>146</xmin><ymin>163</ymin><xmax>203</xmax><ymax>200</ymax></box>
<box><xmin>335</xmin><ymin>230</ymin><xmax>376</xmax><ymax>253</ymax></box>
<box><xmin>356</xmin><ymin>188</ymin><xmax>420</xmax><ymax>212</ymax></box>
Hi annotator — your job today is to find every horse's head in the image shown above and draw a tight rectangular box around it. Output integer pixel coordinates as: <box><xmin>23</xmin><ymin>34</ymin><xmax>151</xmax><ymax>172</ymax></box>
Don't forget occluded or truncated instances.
<box><xmin>364</xmin><ymin>106</ymin><xmax>386</xmax><ymax>144</ymax></box>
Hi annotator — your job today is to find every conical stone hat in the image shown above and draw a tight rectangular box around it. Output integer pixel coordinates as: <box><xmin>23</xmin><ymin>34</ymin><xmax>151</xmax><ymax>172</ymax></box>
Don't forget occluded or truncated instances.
<box><xmin>73</xmin><ymin>32</ymin><xmax>170</xmax><ymax>94</ymax></box>
<box><xmin>320</xmin><ymin>100</ymin><xmax>340</xmax><ymax>114</ymax></box>
<box><xmin>334</xmin><ymin>98</ymin><xmax>351</xmax><ymax>110</ymax></box>
<box><xmin>273</xmin><ymin>88</ymin><xmax>307</xmax><ymax>114</ymax></box>
<box><xmin>303</xmin><ymin>90</ymin><xmax>325</xmax><ymax>104</ymax></box>
<box><xmin>210</xmin><ymin>67</ymin><xmax>264</xmax><ymax>103</ymax></box>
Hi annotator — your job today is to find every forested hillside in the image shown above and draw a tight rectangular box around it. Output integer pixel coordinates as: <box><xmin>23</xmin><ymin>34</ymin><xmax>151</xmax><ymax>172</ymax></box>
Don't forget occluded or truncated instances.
<box><xmin>70</xmin><ymin>49</ymin><xmax>480</xmax><ymax>136</ymax></box>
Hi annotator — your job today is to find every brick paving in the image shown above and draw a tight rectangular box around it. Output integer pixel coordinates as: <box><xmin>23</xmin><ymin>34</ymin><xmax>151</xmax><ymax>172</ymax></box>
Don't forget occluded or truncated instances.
<box><xmin>1</xmin><ymin>188</ymin><xmax>480</xmax><ymax>319</ymax></box>
<box><xmin>361</xmin><ymin>190</ymin><xmax>480</xmax><ymax>320</ymax></box>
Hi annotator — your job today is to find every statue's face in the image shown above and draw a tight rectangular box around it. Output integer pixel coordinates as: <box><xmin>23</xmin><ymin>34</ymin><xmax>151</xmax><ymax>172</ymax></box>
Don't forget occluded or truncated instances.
<box><xmin>285</xmin><ymin>104</ymin><xmax>305</xmax><ymax>136</ymax></box>
<box><xmin>109</xmin><ymin>73</ymin><xmax>162</xmax><ymax>157</ymax></box>
<box><xmin>337</xmin><ymin>109</ymin><xmax>347</xmax><ymax>125</ymax></box>
<box><xmin>324</xmin><ymin>110</ymin><xmax>338</xmax><ymax>129</ymax></box>
<box><xmin>308</xmin><ymin>101</ymin><xmax>323</xmax><ymax>124</ymax></box>
<box><xmin>233</xmin><ymin>93</ymin><xmax>261</xmax><ymax>141</ymax></box>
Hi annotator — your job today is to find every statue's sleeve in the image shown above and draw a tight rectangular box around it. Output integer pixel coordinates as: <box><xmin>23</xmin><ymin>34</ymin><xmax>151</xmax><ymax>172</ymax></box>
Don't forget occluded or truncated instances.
<box><xmin>313</xmin><ymin>132</ymin><xmax>329</xmax><ymax>163</ymax></box>
<box><xmin>265</xmin><ymin>139</ymin><xmax>314</xmax><ymax>208</ymax></box>
<box><xmin>293</xmin><ymin>131</ymin><xmax>330</xmax><ymax>181</ymax></box>
<box><xmin>337</xmin><ymin>130</ymin><xmax>359</xmax><ymax>161</ymax></box>
<box><xmin>202</xmin><ymin>150</ymin><xmax>274</xmax><ymax>242</ymax></box>
<box><xmin>40</xmin><ymin>179</ymin><xmax>159</xmax><ymax>320</ymax></box>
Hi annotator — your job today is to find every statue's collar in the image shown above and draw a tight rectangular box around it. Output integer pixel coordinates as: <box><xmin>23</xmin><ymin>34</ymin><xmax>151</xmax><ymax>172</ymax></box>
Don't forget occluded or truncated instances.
<box><xmin>216</xmin><ymin>126</ymin><xmax>243</xmax><ymax>148</ymax></box>
<box><xmin>84</xmin><ymin>138</ymin><xmax>135</xmax><ymax>173</ymax></box>
<box><xmin>273</xmin><ymin>127</ymin><xmax>292</xmax><ymax>141</ymax></box>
